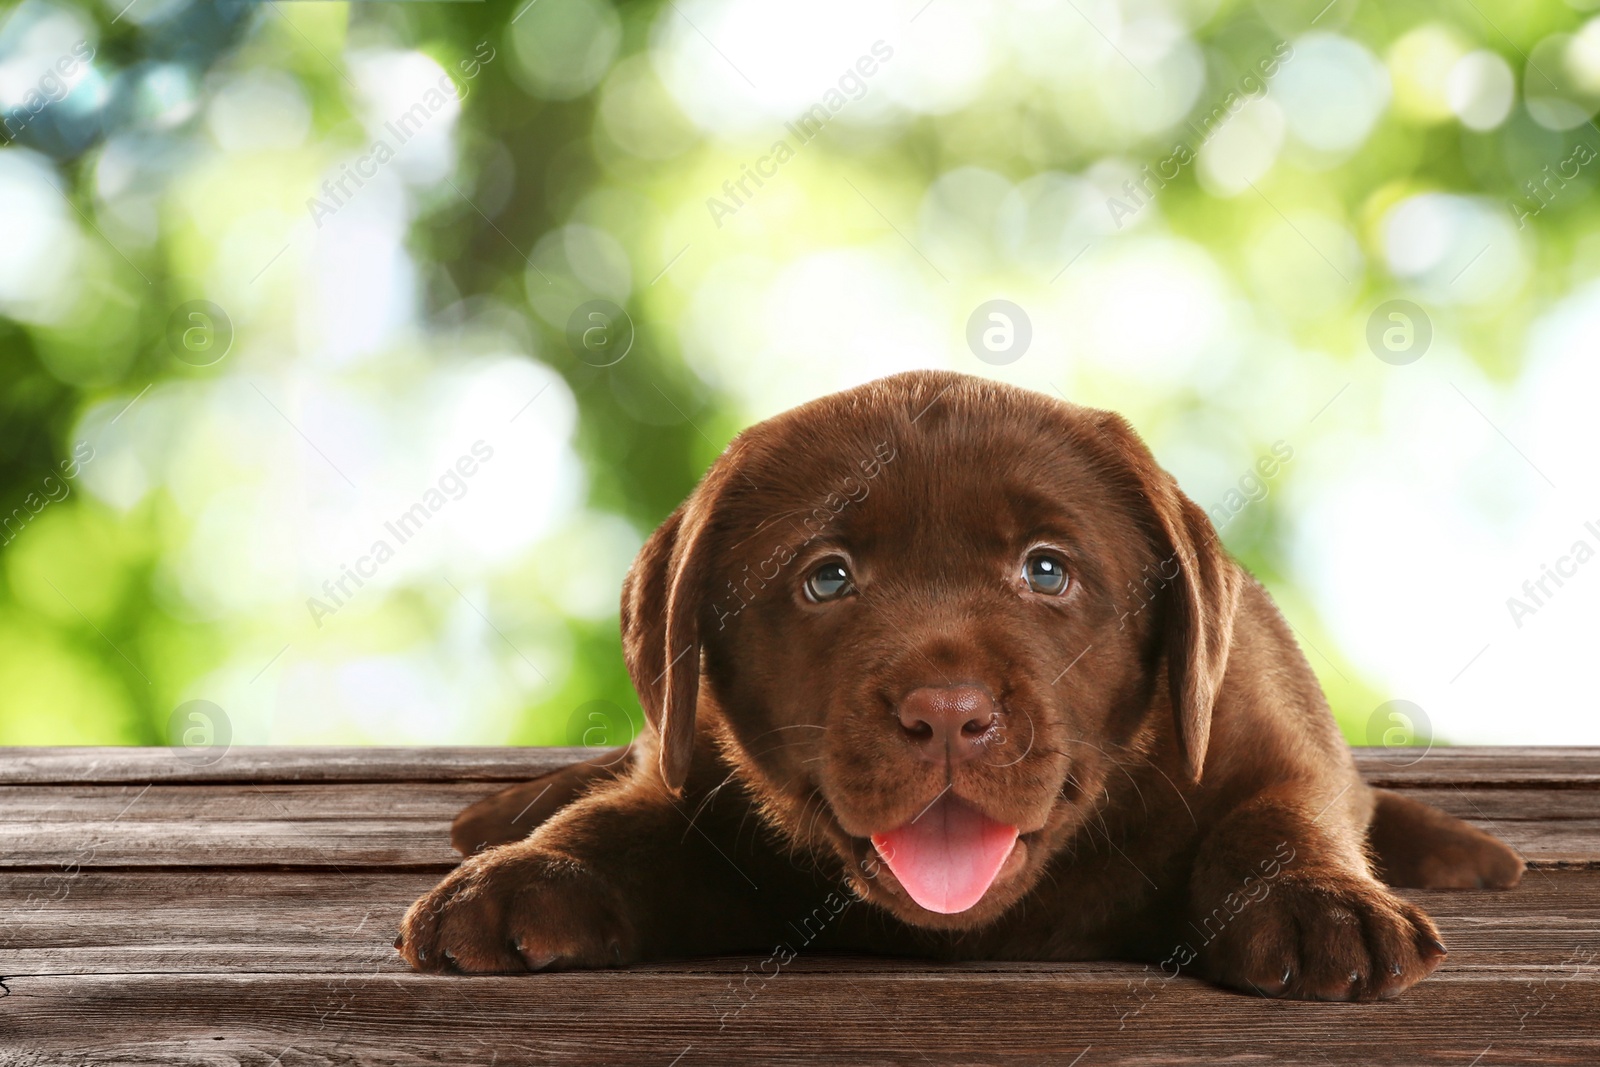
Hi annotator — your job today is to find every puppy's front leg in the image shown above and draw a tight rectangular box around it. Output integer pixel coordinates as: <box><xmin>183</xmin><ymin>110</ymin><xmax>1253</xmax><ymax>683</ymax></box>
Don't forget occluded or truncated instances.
<box><xmin>1188</xmin><ymin>784</ymin><xmax>1448</xmax><ymax>1001</ymax></box>
<box><xmin>397</xmin><ymin>775</ymin><xmax>765</xmax><ymax>973</ymax></box>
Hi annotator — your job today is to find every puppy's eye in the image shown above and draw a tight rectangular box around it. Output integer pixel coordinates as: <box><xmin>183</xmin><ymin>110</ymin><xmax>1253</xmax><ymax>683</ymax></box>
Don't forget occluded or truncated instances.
<box><xmin>804</xmin><ymin>561</ymin><xmax>854</xmax><ymax>602</ymax></box>
<box><xmin>1022</xmin><ymin>552</ymin><xmax>1069</xmax><ymax>595</ymax></box>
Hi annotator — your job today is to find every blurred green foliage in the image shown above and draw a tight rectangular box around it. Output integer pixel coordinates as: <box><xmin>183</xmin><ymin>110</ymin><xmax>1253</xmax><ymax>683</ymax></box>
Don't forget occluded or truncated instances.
<box><xmin>1</xmin><ymin>0</ymin><xmax>1597</xmax><ymax>748</ymax></box>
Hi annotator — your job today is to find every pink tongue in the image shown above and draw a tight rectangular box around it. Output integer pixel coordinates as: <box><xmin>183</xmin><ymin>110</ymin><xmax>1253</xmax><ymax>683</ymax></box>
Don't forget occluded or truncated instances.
<box><xmin>870</xmin><ymin>793</ymin><xmax>1019</xmax><ymax>914</ymax></box>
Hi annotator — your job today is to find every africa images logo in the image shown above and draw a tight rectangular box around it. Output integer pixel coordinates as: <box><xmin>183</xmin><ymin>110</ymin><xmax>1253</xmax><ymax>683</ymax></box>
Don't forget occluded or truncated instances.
<box><xmin>305</xmin><ymin>441</ymin><xmax>495</xmax><ymax>627</ymax></box>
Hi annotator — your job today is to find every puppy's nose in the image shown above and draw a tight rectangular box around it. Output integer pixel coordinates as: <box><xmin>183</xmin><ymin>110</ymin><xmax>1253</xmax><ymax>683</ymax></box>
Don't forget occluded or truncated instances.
<box><xmin>896</xmin><ymin>685</ymin><xmax>997</xmax><ymax>764</ymax></box>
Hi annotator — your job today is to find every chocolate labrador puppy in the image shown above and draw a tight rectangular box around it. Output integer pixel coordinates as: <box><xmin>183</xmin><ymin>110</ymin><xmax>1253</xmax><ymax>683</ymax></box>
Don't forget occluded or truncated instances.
<box><xmin>397</xmin><ymin>370</ymin><xmax>1522</xmax><ymax>1000</ymax></box>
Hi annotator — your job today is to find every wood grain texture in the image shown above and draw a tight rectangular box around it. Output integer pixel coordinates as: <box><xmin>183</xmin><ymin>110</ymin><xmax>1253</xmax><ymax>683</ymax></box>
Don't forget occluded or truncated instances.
<box><xmin>2</xmin><ymin>870</ymin><xmax>1597</xmax><ymax>975</ymax></box>
<box><xmin>1</xmin><ymin>969</ymin><xmax>1596</xmax><ymax>1066</ymax></box>
<box><xmin>3</xmin><ymin>782</ymin><xmax>1593</xmax><ymax>869</ymax></box>
<box><xmin>1350</xmin><ymin>747</ymin><xmax>1600</xmax><ymax>787</ymax></box>
<box><xmin>0</xmin><ymin>782</ymin><xmax>483</xmax><ymax>868</ymax></box>
<box><xmin>1</xmin><ymin>745</ymin><xmax>1593</xmax><ymax>785</ymax></box>
<box><xmin>0</xmin><ymin>747</ymin><xmax>588</xmax><ymax>785</ymax></box>
<box><xmin>0</xmin><ymin>746</ymin><xmax>1595</xmax><ymax>1066</ymax></box>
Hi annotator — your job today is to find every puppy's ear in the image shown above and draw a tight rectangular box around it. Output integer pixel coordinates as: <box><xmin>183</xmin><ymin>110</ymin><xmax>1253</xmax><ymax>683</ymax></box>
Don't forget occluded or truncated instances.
<box><xmin>1153</xmin><ymin>485</ymin><xmax>1243</xmax><ymax>784</ymax></box>
<box><xmin>620</xmin><ymin>474</ymin><xmax>726</xmax><ymax>792</ymax></box>
<box><xmin>1094</xmin><ymin>414</ymin><xmax>1242</xmax><ymax>784</ymax></box>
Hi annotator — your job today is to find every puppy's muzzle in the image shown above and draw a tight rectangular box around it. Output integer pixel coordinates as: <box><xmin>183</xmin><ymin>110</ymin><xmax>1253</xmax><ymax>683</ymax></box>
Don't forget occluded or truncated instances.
<box><xmin>896</xmin><ymin>685</ymin><xmax>999</xmax><ymax>764</ymax></box>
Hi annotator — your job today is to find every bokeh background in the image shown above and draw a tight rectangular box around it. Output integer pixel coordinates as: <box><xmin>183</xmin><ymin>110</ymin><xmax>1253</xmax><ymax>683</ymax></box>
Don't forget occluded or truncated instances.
<box><xmin>1</xmin><ymin>0</ymin><xmax>1597</xmax><ymax>751</ymax></box>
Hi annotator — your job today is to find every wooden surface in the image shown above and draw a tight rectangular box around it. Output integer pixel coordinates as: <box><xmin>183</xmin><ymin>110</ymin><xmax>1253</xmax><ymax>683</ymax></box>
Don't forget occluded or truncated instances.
<box><xmin>1</xmin><ymin>747</ymin><xmax>1596</xmax><ymax>1066</ymax></box>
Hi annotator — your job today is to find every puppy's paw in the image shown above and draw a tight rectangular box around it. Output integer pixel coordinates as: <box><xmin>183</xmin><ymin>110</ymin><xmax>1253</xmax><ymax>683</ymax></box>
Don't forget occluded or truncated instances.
<box><xmin>1198</xmin><ymin>875</ymin><xmax>1447</xmax><ymax>1001</ymax></box>
<box><xmin>395</xmin><ymin>847</ymin><xmax>637</xmax><ymax>973</ymax></box>
<box><xmin>1369</xmin><ymin>789</ymin><xmax>1525</xmax><ymax>890</ymax></box>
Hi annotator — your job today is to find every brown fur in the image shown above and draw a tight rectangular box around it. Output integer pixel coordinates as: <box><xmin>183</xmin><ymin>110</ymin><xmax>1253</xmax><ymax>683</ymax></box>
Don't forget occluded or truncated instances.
<box><xmin>398</xmin><ymin>371</ymin><xmax>1523</xmax><ymax>1000</ymax></box>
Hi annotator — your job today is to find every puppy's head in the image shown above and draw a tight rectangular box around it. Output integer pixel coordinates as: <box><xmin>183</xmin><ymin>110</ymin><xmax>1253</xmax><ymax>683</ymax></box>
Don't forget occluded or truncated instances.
<box><xmin>621</xmin><ymin>372</ymin><xmax>1240</xmax><ymax>929</ymax></box>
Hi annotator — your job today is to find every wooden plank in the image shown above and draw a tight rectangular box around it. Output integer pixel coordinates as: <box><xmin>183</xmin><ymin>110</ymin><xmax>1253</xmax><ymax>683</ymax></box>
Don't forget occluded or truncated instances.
<box><xmin>0</xmin><ymin>782</ymin><xmax>480</xmax><ymax>868</ymax></box>
<box><xmin>0</xmin><ymin>871</ymin><xmax>432</xmax><ymax>974</ymax></box>
<box><xmin>1352</xmin><ymin>747</ymin><xmax>1600</xmax><ymax>788</ymax></box>
<box><xmin>0</xmin><ymin>746</ymin><xmax>1595</xmax><ymax>786</ymax></box>
<box><xmin>2</xmin><ymin>870</ymin><xmax>1596</xmax><ymax>976</ymax></box>
<box><xmin>1</xmin><ymin>969</ymin><xmax>1595</xmax><ymax>1066</ymax></box>
<box><xmin>0</xmin><ymin>782</ymin><xmax>491</xmax><ymax>823</ymax></box>
<box><xmin>0</xmin><ymin>748</ymin><xmax>1594</xmax><ymax>1066</ymax></box>
<box><xmin>0</xmin><ymin>747</ymin><xmax>592</xmax><ymax>785</ymax></box>
<box><xmin>3</xmin><ymin>783</ymin><xmax>1594</xmax><ymax>869</ymax></box>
